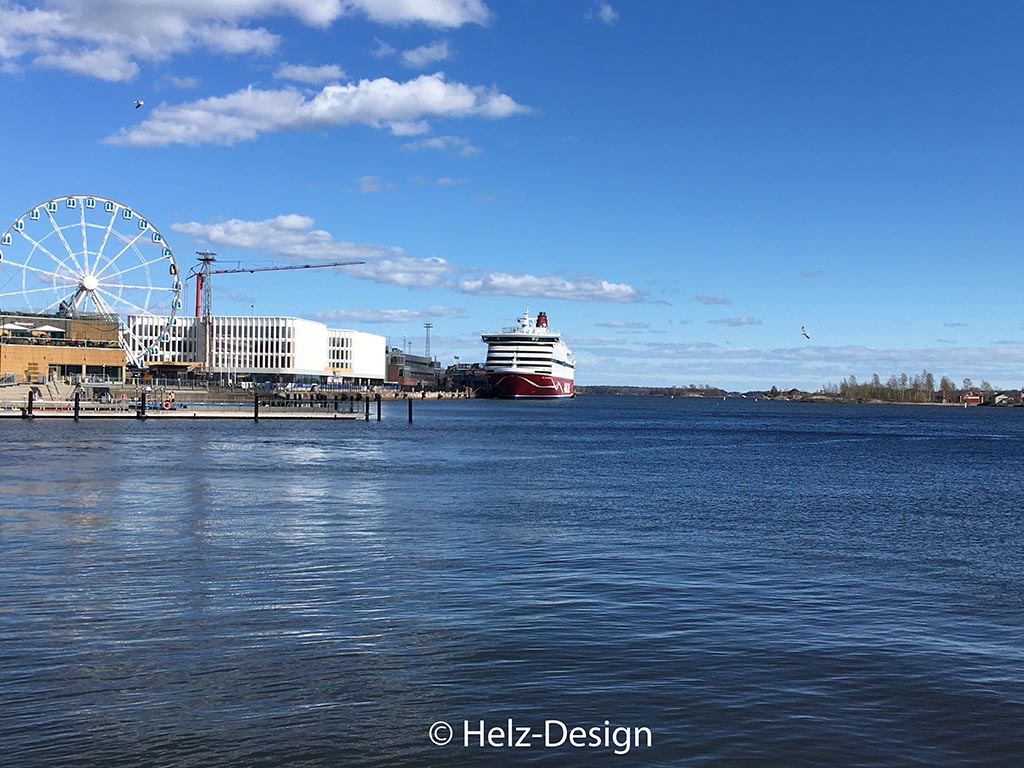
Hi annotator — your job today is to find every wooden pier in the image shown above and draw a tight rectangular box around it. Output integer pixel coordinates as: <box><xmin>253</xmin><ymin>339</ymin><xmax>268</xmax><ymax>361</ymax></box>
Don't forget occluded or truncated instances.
<box><xmin>0</xmin><ymin>388</ymin><xmax>384</xmax><ymax>421</ymax></box>
<box><xmin>0</xmin><ymin>406</ymin><xmax>363</xmax><ymax>420</ymax></box>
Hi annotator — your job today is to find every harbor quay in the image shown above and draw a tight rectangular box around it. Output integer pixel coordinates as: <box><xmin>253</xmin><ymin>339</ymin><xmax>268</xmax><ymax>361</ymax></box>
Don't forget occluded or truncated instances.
<box><xmin>0</xmin><ymin>382</ymin><xmax>458</xmax><ymax>421</ymax></box>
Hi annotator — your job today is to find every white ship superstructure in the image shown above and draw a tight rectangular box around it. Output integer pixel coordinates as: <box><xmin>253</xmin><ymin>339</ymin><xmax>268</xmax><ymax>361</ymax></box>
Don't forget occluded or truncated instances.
<box><xmin>481</xmin><ymin>310</ymin><xmax>575</xmax><ymax>398</ymax></box>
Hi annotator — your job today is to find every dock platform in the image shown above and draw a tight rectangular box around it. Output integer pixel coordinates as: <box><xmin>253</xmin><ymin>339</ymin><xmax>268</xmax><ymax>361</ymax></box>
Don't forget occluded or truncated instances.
<box><xmin>0</xmin><ymin>400</ymin><xmax>366</xmax><ymax>420</ymax></box>
<box><xmin>0</xmin><ymin>406</ymin><xmax>363</xmax><ymax>420</ymax></box>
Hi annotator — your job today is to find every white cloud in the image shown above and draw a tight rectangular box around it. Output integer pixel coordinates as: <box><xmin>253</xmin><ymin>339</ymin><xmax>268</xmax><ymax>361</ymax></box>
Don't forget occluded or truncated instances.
<box><xmin>401</xmin><ymin>134</ymin><xmax>483</xmax><ymax>156</ymax></box>
<box><xmin>349</xmin><ymin>0</ymin><xmax>491</xmax><ymax>27</ymax></box>
<box><xmin>162</xmin><ymin>74</ymin><xmax>200</xmax><ymax>89</ymax></box>
<box><xmin>171</xmin><ymin>212</ymin><xmax>643</xmax><ymax>302</ymax></box>
<box><xmin>356</xmin><ymin>255</ymin><xmax>455</xmax><ymax>288</ymax></box>
<box><xmin>34</xmin><ymin>46</ymin><xmax>139</xmax><ymax>82</ymax></box>
<box><xmin>457</xmin><ymin>272</ymin><xmax>645</xmax><ymax>303</ymax></box>
<box><xmin>105</xmin><ymin>73</ymin><xmax>527</xmax><ymax>147</ymax></box>
<box><xmin>596</xmin><ymin>321</ymin><xmax>649</xmax><ymax>329</ymax></box>
<box><xmin>0</xmin><ymin>1</ymin><xmax>491</xmax><ymax>81</ymax></box>
<box><xmin>586</xmin><ymin>2</ymin><xmax>619</xmax><ymax>25</ymax></box>
<box><xmin>172</xmin><ymin>213</ymin><xmax>392</xmax><ymax>258</ymax></box>
<box><xmin>313</xmin><ymin>306</ymin><xmax>464</xmax><ymax>323</ymax></box>
<box><xmin>402</xmin><ymin>40</ymin><xmax>452</xmax><ymax>68</ymax></box>
<box><xmin>371</xmin><ymin>38</ymin><xmax>397</xmax><ymax>58</ymax></box>
<box><xmin>171</xmin><ymin>214</ymin><xmax>454</xmax><ymax>289</ymax></box>
<box><xmin>708</xmin><ymin>316</ymin><xmax>761</xmax><ymax>326</ymax></box>
<box><xmin>356</xmin><ymin>175</ymin><xmax>393</xmax><ymax>193</ymax></box>
<box><xmin>388</xmin><ymin>119</ymin><xmax>431</xmax><ymax>136</ymax></box>
<box><xmin>274</xmin><ymin>62</ymin><xmax>346</xmax><ymax>84</ymax></box>
<box><xmin>410</xmin><ymin>175</ymin><xmax>470</xmax><ymax>185</ymax></box>
<box><xmin>695</xmin><ymin>295</ymin><xmax>730</xmax><ymax>305</ymax></box>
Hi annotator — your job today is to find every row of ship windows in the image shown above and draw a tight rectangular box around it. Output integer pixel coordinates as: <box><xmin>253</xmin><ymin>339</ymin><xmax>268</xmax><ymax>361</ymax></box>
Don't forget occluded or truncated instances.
<box><xmin>487</xmin><ymin>362</ymin><xmax>573</xmax><ymax>371</ymax></box>
<box><xmin>486</xmin><ymin>346</ymin><xmax>556</xmax><ymax>352</ymax></box>
<box><xmin>485</xmin><ymin>362</ymin><xmax>552</xmax><ymax>368</ymax></box>
<box><xmin>483</xmin><ymin>338</ymin><xmax>559</xmax><ymax>344</ymax></box>
<box><xmin>485</xmin><ymin>358</ymin><xmax>552</xmax><ymax>364</ymax></box>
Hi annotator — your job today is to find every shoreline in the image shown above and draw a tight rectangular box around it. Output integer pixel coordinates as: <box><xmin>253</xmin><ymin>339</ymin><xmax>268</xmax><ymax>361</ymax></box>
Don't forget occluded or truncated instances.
<box><xmin>3</xmin><ymin>382</ymin><xmax>1016</xmax><ymax>411</ymax></box>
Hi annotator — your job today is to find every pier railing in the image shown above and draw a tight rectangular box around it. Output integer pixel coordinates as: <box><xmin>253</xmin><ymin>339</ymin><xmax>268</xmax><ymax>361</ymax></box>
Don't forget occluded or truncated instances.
<box><xmin>0</xmin><ymin>390</ymin><xmax>399</xmax><ymax>421</ymax></box>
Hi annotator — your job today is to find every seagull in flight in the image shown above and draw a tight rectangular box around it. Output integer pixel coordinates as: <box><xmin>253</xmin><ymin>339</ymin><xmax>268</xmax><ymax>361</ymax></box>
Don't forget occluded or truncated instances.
<box><xmin>134</xmin><ymin>100</ymin><xmax>144</xmax><ymax>109</ymax></box>
<box><xmin>801</xmin><ymin>326</ymin><xmax>810</xmax><ymax>339</ymax></box>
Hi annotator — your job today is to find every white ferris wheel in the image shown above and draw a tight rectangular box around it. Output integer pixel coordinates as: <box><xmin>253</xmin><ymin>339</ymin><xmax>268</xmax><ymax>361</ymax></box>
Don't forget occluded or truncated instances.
<box><xmin>0</xmin><ymin>194</ymin><xmax>182</xmax><ymax>368</ymax></box>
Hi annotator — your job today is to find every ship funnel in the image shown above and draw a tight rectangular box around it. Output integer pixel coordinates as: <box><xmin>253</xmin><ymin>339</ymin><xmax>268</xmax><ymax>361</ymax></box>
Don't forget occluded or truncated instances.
<box><xmin>537</xmin><ymin>312</ymin><xmax>548</xmax><ymax>328</ymax></box>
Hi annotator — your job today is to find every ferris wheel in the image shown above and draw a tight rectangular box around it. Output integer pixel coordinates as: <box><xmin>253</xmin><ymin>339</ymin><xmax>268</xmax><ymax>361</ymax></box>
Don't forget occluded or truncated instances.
<box><xmin>0</xmin><ymin>194</ymin><xmax>182</xmax><ymax>368</ymax></box>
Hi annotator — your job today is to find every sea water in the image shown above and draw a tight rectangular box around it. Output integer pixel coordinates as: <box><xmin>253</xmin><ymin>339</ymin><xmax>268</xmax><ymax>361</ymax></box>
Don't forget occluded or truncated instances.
<box><xmin>1</xmin><ymin>396</ymin><xmax>1022</xmax><ymax>766</ymax></box>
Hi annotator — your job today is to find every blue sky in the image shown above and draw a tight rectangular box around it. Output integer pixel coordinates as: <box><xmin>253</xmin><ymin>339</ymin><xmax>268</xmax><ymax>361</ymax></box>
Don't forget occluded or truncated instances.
<box><xmin>1</xmin><ymin>0</ymin><xmax>1023</xmax><ymax>390</ymax></box>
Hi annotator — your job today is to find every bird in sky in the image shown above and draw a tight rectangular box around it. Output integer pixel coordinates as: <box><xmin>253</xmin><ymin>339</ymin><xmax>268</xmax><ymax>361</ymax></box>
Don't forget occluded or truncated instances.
<box><xmin>801</xmin><ymin>326</ymin><xmax>810</xmax><ymax>339</ymax></box>
<box><xmin>134</xmin><ymin>100</ymin><xmax>144</xmax><ymax>109</ymax></box>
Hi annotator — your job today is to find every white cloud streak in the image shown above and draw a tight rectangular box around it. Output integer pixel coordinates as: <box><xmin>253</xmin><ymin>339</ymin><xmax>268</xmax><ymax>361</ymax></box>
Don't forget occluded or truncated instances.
<box><xmin>596</xmin><ymin>321</ymin><xmax>649</xmax><ymax>329</ymax></box>
<box><xmin>457</xmin><ymin>272</ymin><xmax>644</xmax><ymax>303</ymax></box>
<box><xmin>274</xmin><ymin>62</ymin><xmax>346</xmax><ymax>84</ymax></box>
<box><xmin>105</xmin><ymin>73</ymin><xmax>527</xmax><ymax>146</ymax></box>
<box><xmin>402</xmin><ymin>40</ymin><xmax>452</xmax><ymax>68</ymax></box>
<box><xmin>170</xmin><ymin>213</ymin><xmax>646</xmax><ymax>302</ymax></box>
<box><xmin>312</xmin><ymin>306</ymin><xmax>464</xmax><ymax>323</ymax></box>
<box><xmin>708</xmin><ymin>316</ymin><xmax>761</xmax><ymax>326</ymax></box>
<box><xmin>356</xmin><ymin>175</ymin><xmax>393</xmax><ymax>193</ymax></box>
<box><xmin>586</xmin><ymin>2</ymin><xmax>619</xmax><ymax>25</ymax></box>
<box><xmin>161</xmin><ymin>74</ymin><xmax>200</xmax><ymax>89</ymax></box>
<box><xmin>401</xmin><ymin>134</ymin><xmax>482</xmax><ymax>155</ymax></box>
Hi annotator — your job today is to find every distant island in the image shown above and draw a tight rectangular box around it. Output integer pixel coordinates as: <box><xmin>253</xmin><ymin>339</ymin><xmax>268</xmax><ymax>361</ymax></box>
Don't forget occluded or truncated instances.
<box><xmin>577</xmin><ymin>372</ymin><xmax>1022</xmax><ymax>406</ymax></box>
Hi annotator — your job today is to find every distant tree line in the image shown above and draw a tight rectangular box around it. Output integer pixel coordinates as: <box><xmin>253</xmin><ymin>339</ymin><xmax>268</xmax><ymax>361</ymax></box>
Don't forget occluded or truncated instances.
<box><xmin>820</xmin><ymin>371</ymin><xmax>997</xmax><ymax>403</ymax></box>
<box><xmin>578</xmin><ymin>384</ymin><xmax>727</xmax><ymax>397</ymax></box>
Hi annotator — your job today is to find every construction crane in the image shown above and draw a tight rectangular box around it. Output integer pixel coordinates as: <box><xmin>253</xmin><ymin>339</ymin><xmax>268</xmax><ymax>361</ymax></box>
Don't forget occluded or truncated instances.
<box><xmin>185</xmin><ymin>251</ymin><xmax>365</xmax><ymax>378</ymax></box>
<box><xmin>187</xmin><ymin>252</ymin><xmax>366</xmax><ymax>318</ymax></box>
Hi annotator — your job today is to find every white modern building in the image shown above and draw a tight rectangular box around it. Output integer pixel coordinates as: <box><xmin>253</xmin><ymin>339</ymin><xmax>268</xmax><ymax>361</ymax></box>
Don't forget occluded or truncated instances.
<box><xmin>127</xmin><ymin>315</ymin><xmax>385</xmax><ymax>384</ymax></box>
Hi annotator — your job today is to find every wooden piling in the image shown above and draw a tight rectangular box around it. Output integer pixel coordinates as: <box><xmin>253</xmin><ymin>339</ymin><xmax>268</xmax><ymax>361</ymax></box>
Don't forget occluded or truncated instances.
<box><xmin>408</xmin><ymin>397</ymin><xmax>413</xmax><ymax>423</ymax></box>
<box><xmin>73</xmin><ymin>390</ymin><xmax>80</xmax><ymax>421</ymax></box>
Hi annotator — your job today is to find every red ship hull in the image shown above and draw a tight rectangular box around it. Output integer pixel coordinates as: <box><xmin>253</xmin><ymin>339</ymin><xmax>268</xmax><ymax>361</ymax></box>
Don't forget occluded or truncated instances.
<box><xmin>487</xmin><ymin>372</ymin><xmax>575</xmax><ymax>399</ymax></box>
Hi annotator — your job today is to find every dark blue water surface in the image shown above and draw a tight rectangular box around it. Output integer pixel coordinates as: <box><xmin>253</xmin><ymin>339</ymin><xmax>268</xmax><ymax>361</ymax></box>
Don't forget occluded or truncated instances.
<box><xmin>2</xmin><ymin>396</ymin><xmax>1023</xmax><ymax>766</ymax></box>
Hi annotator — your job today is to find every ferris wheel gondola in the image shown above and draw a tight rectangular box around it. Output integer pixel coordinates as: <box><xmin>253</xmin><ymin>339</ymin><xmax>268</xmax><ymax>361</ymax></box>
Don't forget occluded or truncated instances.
<box><xmin>0</xmin><ymin>194</ymin><xmax>181</xmax><ymax>368</ymax></box>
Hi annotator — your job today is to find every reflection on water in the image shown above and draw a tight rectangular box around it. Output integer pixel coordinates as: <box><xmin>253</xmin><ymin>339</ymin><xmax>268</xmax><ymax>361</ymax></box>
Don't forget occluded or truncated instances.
<box><xmin>1</xmin><ymin>400</ymin><xmax>1023</xmax><ymax>766</ymax></box>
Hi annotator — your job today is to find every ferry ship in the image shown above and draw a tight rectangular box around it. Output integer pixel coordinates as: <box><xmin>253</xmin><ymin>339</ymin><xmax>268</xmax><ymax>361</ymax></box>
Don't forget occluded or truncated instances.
<box><xmin>481</xmin><ymin>309</ymin><xmax>575</xmax><ymax>399</ymax></box>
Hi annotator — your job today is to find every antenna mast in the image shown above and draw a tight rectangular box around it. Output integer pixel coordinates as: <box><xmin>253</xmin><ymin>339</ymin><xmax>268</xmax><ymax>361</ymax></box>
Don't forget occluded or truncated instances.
<box><xmin>424</xmin><ymin>322</ymin><xmax>433</xmax><ymax>359</ymax></box>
